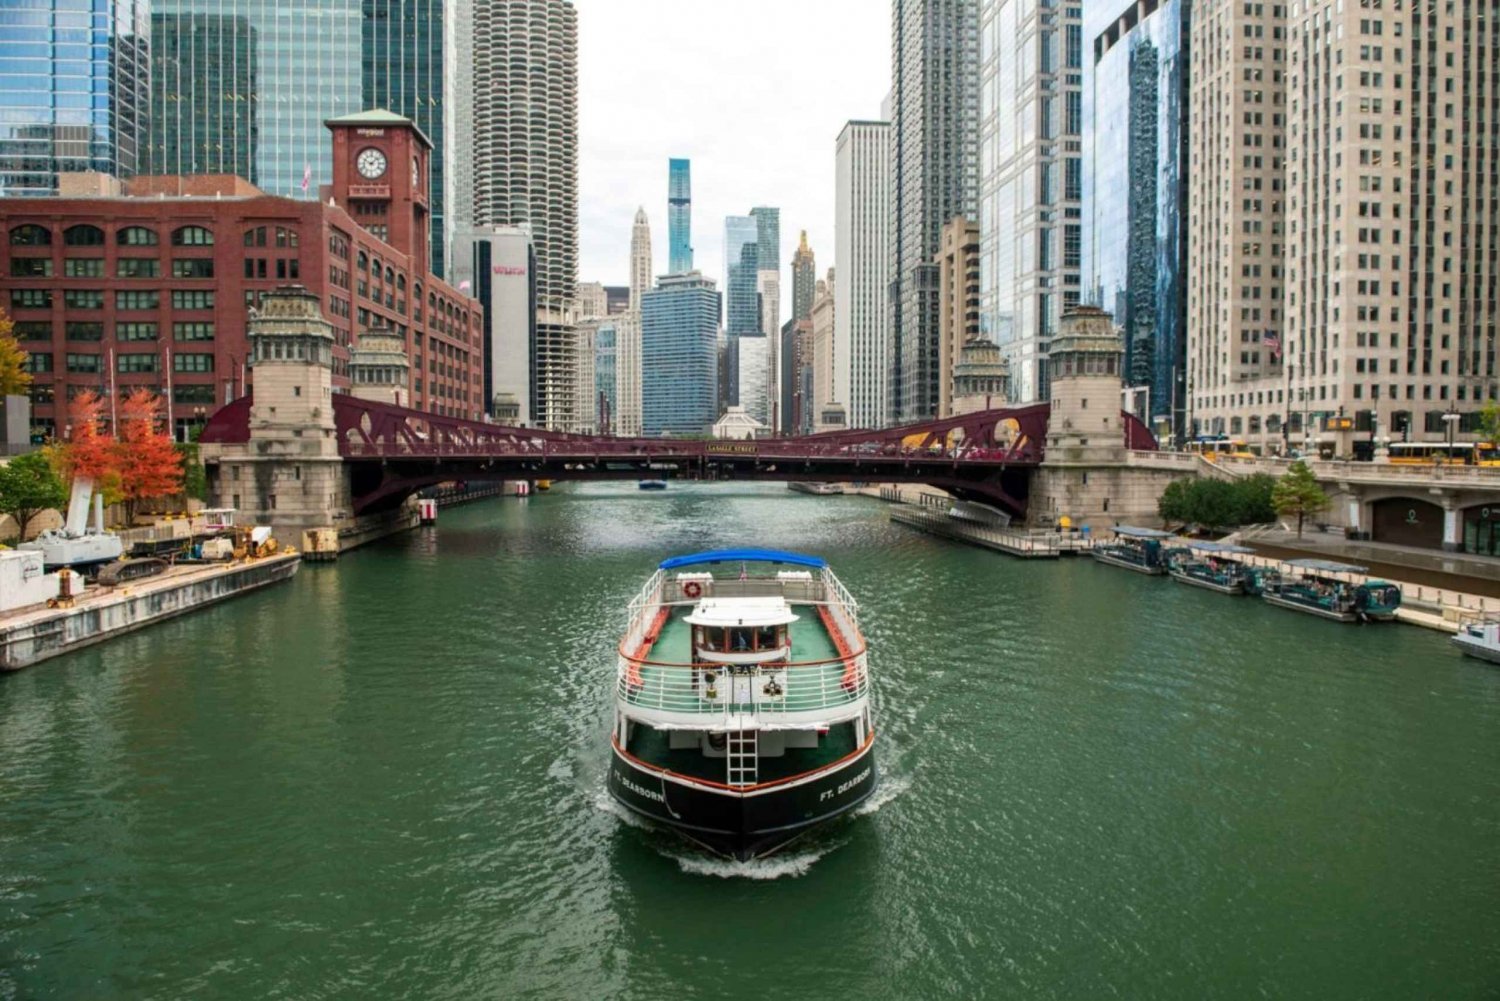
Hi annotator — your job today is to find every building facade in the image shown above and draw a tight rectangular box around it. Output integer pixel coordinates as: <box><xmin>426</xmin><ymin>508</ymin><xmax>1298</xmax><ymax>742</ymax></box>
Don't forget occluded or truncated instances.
<box><xmin>1</xmin><ymin>113</ymin><xmax>483</xmax><ymax>440</ymax></box>
<box><xmin>469</xmin><ymin>0</ymin><xmax>578</xmax><ymax>431</ymax></box>
<box><xmin>936</xmin><ymin>216</ymin><xmax>980</xmax><ymax>417</ymax></box>
<box><xmin>614</xmin><ymin>310</ymin><xmax>642</xmax><ymax>436</ymax></box>
<box><xmin>450</xmin><ymin>223</ymin><xmax>534</xmax><ymax>422</ymax></box>
<box><xmin>1087</xmin><ymin>0</ymin><xmax>1189</xmax><ymax>441</ymax></box>
<box><xmin>809</xmin><ymin>270</ymin><xmax>842</xmax><ymax>430</ymax></box>
<box><xmin>630</xmin><ymin>206</ymin><xmax>652</xmax><ymax>311</ymax></box>
<box><xmin>1</xmin><ymin>0</ymin><xmax>150</xmax><ymax>197</ymax></box>
<box><xmin>889</xmin><ymin>0</ymin><xmax>979</xmax><ymax>422</ymax></box>
<box><xmin>978</xmin><ymin>0</ymin><xmax>1085</xmax><ymax>404</ymax></box>
<box><xmin>668</xmin><ymin>157</ymin><xmax>692</xmax><ymax>274</ymax></box>
<box><xmin>641</xmin><ymin>271</ymin><xmax>720</xmax><ymax>436</ymax></box>
<box><xmin>836</xmin><ymin>120</ymin><xmax>890</xmax><ymax>428</ymax></box>
<box><xmin>147</xmin><ymin>12</ymin><xmax>258</xmax><ymax>187</ymax></box>
<box><xmin>791</xmin><ymin>230</ymin><xmax>816</xmax><ymax>323</ymax></box>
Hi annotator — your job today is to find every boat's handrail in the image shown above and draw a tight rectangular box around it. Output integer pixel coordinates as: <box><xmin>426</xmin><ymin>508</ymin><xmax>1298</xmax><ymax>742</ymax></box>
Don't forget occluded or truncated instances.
<box><xmin>617</xmin><ymin>650</ymin><xmax>870</xmax><ymax>717</ymax></box>
<box><xmin>618</xmin><ymin>642</ymin><xmax>867</xmax><ymax>669</ymax></box>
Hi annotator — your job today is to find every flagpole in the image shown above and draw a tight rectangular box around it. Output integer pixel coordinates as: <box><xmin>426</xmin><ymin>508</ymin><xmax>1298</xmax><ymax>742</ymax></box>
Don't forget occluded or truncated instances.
<box><xmin>164</xmin><ymin>341</ymin><xmax>174</xmax><ymax>439</ymax></box>
<box><xmin>108</xmin><ymin>348</ymin><xmax>117</xmax><ymax>431</ymax></box>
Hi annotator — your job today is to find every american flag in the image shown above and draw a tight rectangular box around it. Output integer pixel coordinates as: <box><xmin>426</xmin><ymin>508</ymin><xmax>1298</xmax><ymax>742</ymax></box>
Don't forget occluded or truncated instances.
<box><xmin>301</xmin><ymin>163</ymin><xmax>312</xmax><ymax>193</ymax></box>
<box><xmin>458</xmin><ymin>279</ymin><xmax>472</xmax><ymax>293</ymax></box>
<box><xmin>1264</xmin><ymin>332</ymin><xmax>1281</xmax><ymax>358</ymax></box>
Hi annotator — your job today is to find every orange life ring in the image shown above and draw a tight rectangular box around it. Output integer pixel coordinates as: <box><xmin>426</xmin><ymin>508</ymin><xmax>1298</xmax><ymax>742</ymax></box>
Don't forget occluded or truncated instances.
<box><xmin>683</xmin><ymin>580</ymin><xmax>703</xmax><ymax>599</ymax></box>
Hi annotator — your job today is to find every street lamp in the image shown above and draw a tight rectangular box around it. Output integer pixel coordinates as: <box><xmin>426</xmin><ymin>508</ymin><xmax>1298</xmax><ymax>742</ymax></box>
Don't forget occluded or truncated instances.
<box><xmin>1442</xmin><ymin>407</ymin><xmax>1461</xmax><ymax>463</ymax></box>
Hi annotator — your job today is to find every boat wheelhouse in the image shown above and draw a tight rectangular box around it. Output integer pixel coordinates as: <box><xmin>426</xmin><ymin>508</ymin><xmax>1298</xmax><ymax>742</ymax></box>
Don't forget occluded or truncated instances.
<box><xmin>607</xmin><ymin>549</ymin><xmax>876</xmax><ymax>860</ymax></box>
<box><xmin>1168</xmin><ymin>542</ymin><xmax>1256</xmax><ymax>595</ymax></box>
<box><xmin>1091</xmin><ymin>526</ymin><xmax>1175</xmax><ymax>575</ymax></box>
<box><xmin>1262</xmin><ymin>559</ymin><xmax>1403</xmax><ymax>623</ymax></box>
<box><xmin>1453</xmin><ymin>620</ymin><xmax>1500</xmax><ymax>664</ymax></box>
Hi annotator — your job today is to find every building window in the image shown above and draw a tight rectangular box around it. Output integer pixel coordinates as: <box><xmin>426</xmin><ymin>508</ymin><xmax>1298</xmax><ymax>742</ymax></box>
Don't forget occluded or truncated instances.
<box><xmin>13</xmin><ymin>321</ymin><xmax>51</xmax><ymax>341</ymax></box>
<box><xmin>243</xmin><ymin>226</ymin><xmax>267</xmax><ymax>247</ymax></box>
<box><xmin>172</xmin><ymin>226</ymin><xmax>214</xmax><ymax>246</ymax></box>
<box><xmin>173</xmin><ymin>322</ymin><xmax>214</xmax><ymax>341</ymax></box>
<box><xmin>63</xmin><ymin>289</ymin><xmax>103</xmax><ymax>310</ymax></box>
<box><xmin>116</xmin><ymin>322</ymin><xmax>159</xmax><ymax>341</ymax></box>
<box><xmin>24</xmin><ymin>353</ymin><xmax>52</xmax><ymax>373</ymax></box>
<box><xmin>65</xmin><ymin>353</ymin><xmax>102</xmax><ymax>373</ymax></box>
<box><xmin>9</xmin><ymin>224</ymin><xmax>51</xmax><ymax>246</ymax></box>
<box><xmin>116</xmin><ymin>353</ymin><xmax>160</xmax><ymax>373</ymax></box>
<box><xmin>10</xmin><ymin>289</ymin><xmax>51</xmax><ymax>309</ymax></box>
<box><xmin>66</xmin><ymin>322</ymin><xmax>103</xmax><ymax>341</ymax></box>
<box><xmin>171</xmin><ymin>290</ymin><xmax>214</xmax><ymax>310</ymax></box>
<box><xmin>117</xmin><ymin>258</ymin><xmax>160</xmax><ymax>278</ymax></box>
<box><xmin>116</xmin><ymin>290</ymin><xmax>160</xmax><ymax>310</ymax></box>
<box><xmin>173</xmin><ymin>384</ymin><xmax>215</xmax><ymax>404</ymax></box>
<box><xmin>9</xmin><ymin>257</ymin><xmax>52</xmax><ymax>277</ymax></box>
<box><xmin>117</xmin><ymin>226</ymin><xmax>158</xmax><ymax>246</ymax></box>
<box><xmin>63</xmin><ymin>225</ymin><xmax>104</xmax><ymax>246</ymax></box>
<box><xmin>172</xmin><ymin>258</ymin><xmax>215</xmax><ymax>279</ymax></box>
<box><xmin>63</xmin><ymin>258</ymin><xmax>104</xmax><ymax>277</ymax></box>
<box><xmin>174</xmin><ymin>353</ymin><xmax>214</xmax><ymax>373</ymax></box>
<box><xmin>275</xmin><ymin>227</ymin><xmax>298</xmax><ymax>248</ymax></box>
<box><xmin>30</xmin><ymin>385</ymin><xmax>54</xmax><ymax>404</ymax></box>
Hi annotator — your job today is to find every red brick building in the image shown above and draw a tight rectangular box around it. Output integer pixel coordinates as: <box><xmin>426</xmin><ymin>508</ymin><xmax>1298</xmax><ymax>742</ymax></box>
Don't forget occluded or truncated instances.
<box><xmin>0</xmin><ymin>110</ymin><xmax>483</xmax><ymax>440</ymax></box>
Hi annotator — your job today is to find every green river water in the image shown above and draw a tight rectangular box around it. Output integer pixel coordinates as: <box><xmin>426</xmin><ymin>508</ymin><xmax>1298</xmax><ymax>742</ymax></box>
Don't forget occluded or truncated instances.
<box><xmin>2</xmin><ymin>482</ymin><xmax>1498</xmax><ymax>999</ymax></box>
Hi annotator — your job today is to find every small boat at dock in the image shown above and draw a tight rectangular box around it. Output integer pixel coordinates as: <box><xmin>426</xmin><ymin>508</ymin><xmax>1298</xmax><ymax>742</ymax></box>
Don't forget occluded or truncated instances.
<box><xmin>1167</xmin><ymin>542</ymin><xmax>1256</xmax><ymax>594</ymax></box>
<box><xmin>1091</xmin><ymin>526</ymin><xmax>1175</xmax><ymax>575</ymax></box>
<box><xmin>638</xmin><ymin>479</ymin><xmax>668</xmax><ymax>491</ymax></box>
<box><xmin>1453</xmin><ymin>620</ymin><xmax>1500</xmax><ymax>664</ymax></box>
<box><xmin>786</xmin><ymin>482</ymin><xmax>843</xmax><ymax>495</ymax></box>
<box><xmin>607</xmin><ymin>549</ymin><xmax>877</xmax><ymax>860</ymax></box>
<box><xmin>1261</xmin><ymin>559</ymin><xmax>1402</xmax><ymax>623</ymax></box>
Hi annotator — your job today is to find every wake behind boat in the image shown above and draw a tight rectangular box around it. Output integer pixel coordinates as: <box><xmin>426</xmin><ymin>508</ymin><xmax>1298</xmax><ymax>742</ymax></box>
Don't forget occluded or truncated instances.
<box><xmin>607</xmin><ymin>549</ymin><xmax>877</xmax><ymax>860</ymax></box>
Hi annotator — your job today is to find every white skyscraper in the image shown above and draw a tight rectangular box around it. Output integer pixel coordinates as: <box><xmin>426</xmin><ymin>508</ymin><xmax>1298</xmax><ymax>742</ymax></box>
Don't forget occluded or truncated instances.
<box><xmin>618</xmin><ymin>206</ymin><xmax>650</xmax><ymax>436</ymax></box>
<box><xmin>758</xmin><ymin>269</ymin><xmax>781</xmax><ymax>428</ymax></box>
<box><xmin>836</xmin><ymin>119</ymin><xmax>891</xmax><ymax>429</ymax></box>
<box><xmin>630</xmin><ymin>206</ymin><xmax>652</xmax><ymax>312</ymax></box>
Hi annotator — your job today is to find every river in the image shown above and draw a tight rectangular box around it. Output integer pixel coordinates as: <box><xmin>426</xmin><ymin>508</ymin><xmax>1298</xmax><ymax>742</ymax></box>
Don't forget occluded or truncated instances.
<box><xmin>3</xmin><ymin>482</ymin><xmax>1498</xmax><ymax>999</ymax></box>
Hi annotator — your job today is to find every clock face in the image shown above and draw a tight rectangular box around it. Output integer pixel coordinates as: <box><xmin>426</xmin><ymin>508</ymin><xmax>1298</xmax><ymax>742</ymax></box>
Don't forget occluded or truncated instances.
<box><xmin>356</xmin><ymin>147</ymin><xmax>387</xmax><ymax>180</ymax></box>
<box><xmin>411</xmin><ymin>157</ymin><xmax>420</xmax><ymax>186</ymax></box>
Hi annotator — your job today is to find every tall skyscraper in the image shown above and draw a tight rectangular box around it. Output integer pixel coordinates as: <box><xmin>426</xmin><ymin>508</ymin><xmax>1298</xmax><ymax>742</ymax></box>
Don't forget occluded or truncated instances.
<box><xmin>469</xmin><ymin>0</ymin><xmax>579</xmax><ymax>431</ymax></box>
<box><xmin>615</xmin><ymin>311</ymin><xmax>643</xmax><ymax>436</ymax></box>
<box><xmin>1087</xmin><ymin>0</ymin><xmax>1189</xmax><ymax>440</ymax></box>
<box><xmin>936</xmin><ymin>217</ymin><xmax>980</xmax><ymax>418</ymax></box>
<box><xmin>751</xmin><ymin>206</ymin><xmax>782</xmax><ymax>427</ymax></box>
<box><xmin>451</xmin><ymin>224</ymin><xmax>535</xmax><ymax>423</ymax></box>
<box><xmin>889</xmin><ymin>0</ymin><xmax>979</xmax><ymax>422</ymax></box>
<box><xmin>362</xmin><ymin>0</ymin><xmax>454</xmax><ymax>277</ymax></box>
<box><xmin>724</xmin><ymin>214</ymin><xmax>761</xmax><ymax>408</ymax></box>
<box><xmin>642</xmin><ymin>271</ymin><xmax>721</xmax><ymax>436</ymax></box>
<box><xmin>751</xmin><ymin>206</ymin><xmax>781</xmax><ymax>272</ymax></box>
<box><xmin>791</xmin><ymin>230</ymin><xmax>817</xmax><ymax>323</ymax></box>
<box><xmin>1</xmin><ymin>0</ymin><xmax>150</xmax><ymax>196</ymax></box>
<box><xmin>977</xmin><ymin>0</ymin><xmax>1084</xmax><ymax>404</ymax></box>
<box><xmin>630</xmin><ymin>207</ymin><xmax>652</xmax><ymax>311</ymax></box>
<box><xmin>837</xmin><ymin>119</ymin><xmax>891</xmax><ymax>429</ymax></box>
<box><xmin>668</xmin><ymin>157</ymin><xmax>693</xmax><ymax>273</ymax></box>
<box><xmin>147</xmin><ymin>2</ymin><xmax>362</xmax><ymax>200</ymax></box>
<box><xmin>147</xmin><ymin>12</ymin><xmax>258</xmax><ymax>185</ymax></box>
<box><xmin>594</xmin><ymin>318</ymin><xmax>618</xmax><ymax>433</ymax></box>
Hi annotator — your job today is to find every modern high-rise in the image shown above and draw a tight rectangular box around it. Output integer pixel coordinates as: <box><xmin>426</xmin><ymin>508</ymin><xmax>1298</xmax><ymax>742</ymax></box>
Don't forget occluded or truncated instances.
<box><xmin>724</xmin><ymin>214</ymin><xmax>761</xmax><ymax>408</ymax></box>
<box><xmin>810</xmin><ymin>269</ymin><xmax>843</xmax><ymax>430</ymax></box>
<box><xmin>615</xmin><ymin>311</ymin><xmax>642</xmax><ymax>436</ymax></box>
<box><xmin>978</xmin><ymin>0</ymin><xmax>1085</xmax><ymax>404</ymax></box>
<box><xmin>147</xmin><ymin>12</ymin><xmax>258</xmax><ymax>185</ymax></box>
<box><xmin>451</xmin><ymin>224</ymin><xmax>535</xmax><ymax>423</ymax></box>
<box><xmin>889</xmin><ymin>0</ymin><xmax>979</xmax><ymax>422</ymax></box>
<box><xmin>836</xmin><ymin>119</ymin><xmax>891</xmax><ymax>428</ymax></box>
<box><xmin>1087</xmin><ymin>0</ymin><xmax>1190</xmax><ymax>440</ymax></box>
<box><xmin>642</xmin><ymin>271</ymin><xmax>721</xmax><ymax>436</ymax></box>
<box><xmin>147</xmin><ymin>2</ymin><xmax>362</xmax><ymax>201</ymax></box>
<box><xmin>751</xmin><ymin>207</ymin><xmax>781</xmax><ymax>272</ymax></box>
<box><xmin>469</xmin><ymin>0</ymin><xmax>579</xmax><ymax>431</ymax></box>
<box><xmin>750</xmin><ymin>206</ymin><xmax>782</xmax><ymax>428</ymax></box>
<box><xmin>594</xmin><ymin>319</ymin><xmax>618</xmax><ymax>433</ymax></box>
<box><xmin>787</xmin><ymin>231</ymin><xmax>817</xmax><ymax>432</ymax></box>
<box><xmin>630</xmin><ymin>207</ymin><xmax>652</xmax><ymax>311</ymax></box>
<box><xmin>362</xmin><ymin>0</ymin><xmax>455</xmax><ymax>277</ymax></box>
<box><xmin>936</xmin><ymin>216</ymin><xmax>980</xmax><ymax>418</ymax></box>
<box><xmin>668</xmin><ymin>158</ymin><xmax>693</xmax><ymax>273</ymax></box>
<box><xmin>1</xmin><ymin>0</ymin><xmax>150</xmax><ymax>196</ymax></box>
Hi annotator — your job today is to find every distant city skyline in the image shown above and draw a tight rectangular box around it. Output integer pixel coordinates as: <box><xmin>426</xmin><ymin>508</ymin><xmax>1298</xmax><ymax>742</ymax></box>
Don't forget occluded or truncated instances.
<box><xmin>574</xmin><ymin>0</ymin><xmax>886</xmax><ymax>313</ymax></box>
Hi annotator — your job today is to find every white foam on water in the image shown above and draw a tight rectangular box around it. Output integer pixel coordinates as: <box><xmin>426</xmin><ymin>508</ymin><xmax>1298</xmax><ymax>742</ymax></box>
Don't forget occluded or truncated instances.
<box><xmin>854</xmin><ymin>771</ymin><xmax>911</xmax><ymax>816</ymax></box>
<box><xmin>592</xmin><ymin>790</ymin><xmax>655</xmax><ymax>831</ymax></box>
<box><xmin>672</xmin><ymin>844</ymin><xmax>838</xmax><ymax>880</ymax></box>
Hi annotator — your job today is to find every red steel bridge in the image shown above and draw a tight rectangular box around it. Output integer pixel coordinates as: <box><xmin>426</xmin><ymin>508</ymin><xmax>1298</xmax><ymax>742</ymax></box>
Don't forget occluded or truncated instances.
<box><xmin>201</xmin><ymin>395</ymin><xmax>1157</xmax><ymax>519</ymax></box>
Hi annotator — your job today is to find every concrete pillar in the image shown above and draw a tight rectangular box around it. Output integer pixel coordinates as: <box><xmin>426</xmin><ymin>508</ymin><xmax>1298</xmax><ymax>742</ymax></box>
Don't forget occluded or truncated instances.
<box><xmin>1443</xmin><ymin>503</ymin><xmax>1462</xmax><ymax>552</ymax></box>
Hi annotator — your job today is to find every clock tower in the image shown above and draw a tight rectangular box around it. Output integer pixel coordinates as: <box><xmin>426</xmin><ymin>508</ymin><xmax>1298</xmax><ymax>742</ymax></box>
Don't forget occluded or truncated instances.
<box><xmin>325</xmin><ymin>109</ymin><xmax>431</xmax><ymax>269</ymax></box>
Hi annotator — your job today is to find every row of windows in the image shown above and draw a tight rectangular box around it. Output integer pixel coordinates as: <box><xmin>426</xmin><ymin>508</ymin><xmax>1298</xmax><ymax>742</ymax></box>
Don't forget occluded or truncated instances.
<box><xmin>8</xmin><ymin>224</ymin><xmax>211</xmax><ymax>247</ymax></box>
<box><xmin>14</xmin><ymin>320</ymin><xmax>215</xmax><ymax>342</ymax></box>
<box><xmin>9</xmin><ymin>257</ymin><xmax>212</xmax><ymax>279</ymax></box>
<box><xmin>36</xmin><ymin>352</ymin><xmax>216</xmax><ymax>375</ymax></box>
<box><xmin>9</xmin><ymin>290</ymin><xmax>215</xmax><ymax>311</ymax></box>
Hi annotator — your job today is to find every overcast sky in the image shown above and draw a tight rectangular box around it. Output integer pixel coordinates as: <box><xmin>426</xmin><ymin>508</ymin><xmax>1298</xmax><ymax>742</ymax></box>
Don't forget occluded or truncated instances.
<box><xmin>575</xmin><ymin>0</ymin><xmax>890</xmax><ymax>310</ymax></box>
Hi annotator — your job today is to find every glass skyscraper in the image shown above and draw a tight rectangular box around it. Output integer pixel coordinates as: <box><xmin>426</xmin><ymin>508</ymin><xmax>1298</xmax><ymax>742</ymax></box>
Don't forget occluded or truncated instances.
<box><xmin>642</xmin><ymin>272</ymin><xmax>721</xmax><ymax>436</ymax></box>
<box><xmin>0</xmin><ymin>0</ymin><xmax>150</xmax><ymax>196</ymax></box>
<box><xmin>668</xmin><ymin>157</ymin><xmax>692</xmax><ymax>273</ymax></box>
<box><xmin>751</xmin><ymin>206</ymin><xmax>780</xmax><ymax>272</ymax></box>
<box><xmin>725</xmin><ymin>215</ymin><xmax>760</xmax><ymax>336</ymax></box>
<box><xmin>594</xmin><ymin>319</ymin><xmax>618</xmax><ymax>432</ymax></box>
<box><xmin>147</xmin><ymin>1</ymin><xmax>362</xmax><ymax>202</ymax></box>
<box><xmin>1085</xmin><ymin>0</ymin><xmax>1189</xmax><ymax>439</ymax></box>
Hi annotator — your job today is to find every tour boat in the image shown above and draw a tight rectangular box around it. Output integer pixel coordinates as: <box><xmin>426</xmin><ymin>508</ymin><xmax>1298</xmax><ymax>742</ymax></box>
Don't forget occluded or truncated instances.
<box><xmin>1091</xmin><ymin>525</ymin><xmax>1175</xmax><ymax>575</ymax></box>
<box><xmin>1241</xmin><ymin>565</ymin><xmax>1280</xmax><ymax>596</ymax></box>
<box><xmin>1261</xmin><ymin>559</ymin><xmax>1403</xmax><ymax>622</ymax></box>
<box><xmin>1167</xmin><ymin>542</ymin><xmax>1256</xmax><ymax>595</ymax></box>
<box><xmin>607</xmin><ymin>549</ymin><xmax>877</xmax><ymax>860</ymax></box>
<box><xmin>1452</xmin><ymin>619</ymin><xmax>1500</xmax><ymax>664</ymax></box>
<box><xmin>637</xmin><ymin>479</ymin><xmax>668</xmax><ymax>491</ymax></box>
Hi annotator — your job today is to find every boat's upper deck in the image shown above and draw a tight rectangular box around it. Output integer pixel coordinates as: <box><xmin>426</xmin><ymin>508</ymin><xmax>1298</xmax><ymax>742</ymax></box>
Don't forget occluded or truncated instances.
<box><xmin>617</xmin><ymin>552</ymin><xmax>869</xmax><ymax>729</ymax></box>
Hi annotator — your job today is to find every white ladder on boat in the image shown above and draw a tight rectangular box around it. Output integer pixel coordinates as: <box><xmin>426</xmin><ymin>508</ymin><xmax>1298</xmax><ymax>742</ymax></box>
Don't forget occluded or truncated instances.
<box><xmin>727</xmin><ymin>728</ymin><xmax>758</xmax><ymax>787</ymax></box>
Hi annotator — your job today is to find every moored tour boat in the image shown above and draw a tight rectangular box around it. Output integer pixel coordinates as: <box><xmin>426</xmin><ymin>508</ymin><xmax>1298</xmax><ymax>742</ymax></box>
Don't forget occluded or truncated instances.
<box><xmin>1167</xmin><ymin>542</ymin><xmax>1256</xmax><ymax>595</ymax></box>
<box><xmin>1091</xmin><ymin>525</ymin><xmax>1175</xmax><ymax>575</ymax></box>
<box><xmin>607</xmin><ymin>549</ymin><xmax>877</xmax><ymax>860</ymax></box>
<box><xmin>1262</xmin><ymin>558</ymin><xmax>1403</xmax><ymax>623</ymax></box>
<box><xmin>1453</xmin><ymin>619</ymin><xmax>1500</xmax><ymax>664</ymax></box>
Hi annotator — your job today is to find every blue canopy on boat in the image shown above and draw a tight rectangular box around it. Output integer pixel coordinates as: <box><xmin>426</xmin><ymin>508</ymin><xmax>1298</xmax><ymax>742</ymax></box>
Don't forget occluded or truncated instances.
<box><xmin>658</xmin><ymin>549</ymin><xmax>828</xmax><ymax>571</ymax></box>
<box><xmin>1284</xmin><ymin>558</ymin><xmax>1368</xmax><ymax>574</ymax></box>
<box><xmin>1113</xmin><ymin>526</ymin><xmax>1176</xmax><ymax>539</ymax></box>
<box><xmin>1189</xmin><ymin>542</ymin><xmax>1256</xmax><ymax>554</ymax></box>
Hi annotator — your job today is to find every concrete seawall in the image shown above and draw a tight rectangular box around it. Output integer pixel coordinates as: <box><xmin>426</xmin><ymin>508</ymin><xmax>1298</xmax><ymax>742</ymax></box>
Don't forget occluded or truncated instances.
<box><xmin>0</xmin><ymin>554</ymin><xmax>300</xmax><ymax>672</ymax></box>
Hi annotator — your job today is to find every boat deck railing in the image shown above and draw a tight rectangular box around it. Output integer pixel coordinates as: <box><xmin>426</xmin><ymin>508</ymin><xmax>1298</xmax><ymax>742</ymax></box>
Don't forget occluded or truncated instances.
<box><xmin>617</xmin><ymin>650</ymin><xmax>871</xmax><ymax>720</ymax></box>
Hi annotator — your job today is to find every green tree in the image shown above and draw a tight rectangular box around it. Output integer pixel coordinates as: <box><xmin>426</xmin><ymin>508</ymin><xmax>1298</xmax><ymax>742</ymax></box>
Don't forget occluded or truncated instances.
<box><xmin>1479</xmin><ymin>400</ymin><xmax>1500</xmax><ymax>445</ymax></box>
<box><xmin>1231</xmin><ymin>473</ymin><xmax>1278</xmax><ymax>525</ymax></box>
<box><xmin>0</xmin><ymin>307</ymin><xmax>31</xmax><ymax>398</ymax></box>
<box><xmin>176</xmin><ymin>442</ymin><xmax>208</xmax><ymax>501</ymax></box>
<box><xmin>1272</xmin><ymin>460</ymin><xmax>1330</xmax><ymax>538</ymax></box>
<box><xmin>0</xmin><ymin>451</ymin><xmax>67</xmax><ymax>542</ymax></box>
<box><xmin>1158</xmin><ymin>478</ymin><xmax>1193</xmax><ymax>523</ymax></box>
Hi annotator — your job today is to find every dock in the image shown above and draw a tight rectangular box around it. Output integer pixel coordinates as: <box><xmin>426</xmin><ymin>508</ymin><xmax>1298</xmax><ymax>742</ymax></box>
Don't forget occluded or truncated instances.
<box><xmin>0</xmin><ymin>553</ymin><xmax>300</xmax><ymax>672</ymax></box>
<box><xmin>888</xmin><ymin>504</ymin><xmax>1091</xmax><ymax>558</ymax></box>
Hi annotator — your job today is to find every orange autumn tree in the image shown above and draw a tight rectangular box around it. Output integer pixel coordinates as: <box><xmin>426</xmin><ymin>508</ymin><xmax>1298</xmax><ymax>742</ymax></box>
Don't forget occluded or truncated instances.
<box><xmin>114</xmin><ymin>388</ymin><xmax>183</xmax><ymax>523</ymax></box>
<box><xmin>58</xmin><ymin>389</ymin><xmax>117</xmax><ymax>482</ymax></box>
